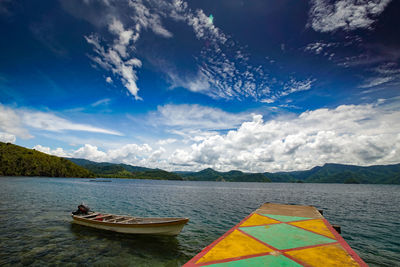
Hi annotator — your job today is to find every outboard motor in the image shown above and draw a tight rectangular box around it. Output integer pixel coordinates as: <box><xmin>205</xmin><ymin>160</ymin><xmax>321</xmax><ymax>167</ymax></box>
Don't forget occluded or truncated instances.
<box><xmin>72</xmin><ymin>204</ymin><xmax>91</xmax><ymax>215</ymax></box>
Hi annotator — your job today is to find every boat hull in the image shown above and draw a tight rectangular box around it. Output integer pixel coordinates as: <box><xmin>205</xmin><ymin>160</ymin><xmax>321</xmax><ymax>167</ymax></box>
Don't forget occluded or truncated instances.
<box><xmin>72</xmin><ymin>215</ymin><xmax>188</xmax><ymax>236</ymax></box>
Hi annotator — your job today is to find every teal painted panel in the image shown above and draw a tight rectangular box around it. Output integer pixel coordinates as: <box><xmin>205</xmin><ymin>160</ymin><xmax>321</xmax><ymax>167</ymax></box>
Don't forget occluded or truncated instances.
<box><xmin>207</xmin><ymin>255</ymin><xmax>302</xmax><ymax>267</ymax></box>
<box><xmin>239</xmin><ymin>224</ymin><xmax>336</xmax><ymax>250</ymax></box>
<box><xmin>260</xmin><ymin>214</ymin><xmax>312</xmax><ymax>222</ymax></box>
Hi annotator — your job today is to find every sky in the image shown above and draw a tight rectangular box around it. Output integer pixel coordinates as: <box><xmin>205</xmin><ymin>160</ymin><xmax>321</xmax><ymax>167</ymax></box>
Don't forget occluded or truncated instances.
<box><xmin>1</xmin><ymin>0</ymin><xmax>400</xmax><ymax>172</ymax></box>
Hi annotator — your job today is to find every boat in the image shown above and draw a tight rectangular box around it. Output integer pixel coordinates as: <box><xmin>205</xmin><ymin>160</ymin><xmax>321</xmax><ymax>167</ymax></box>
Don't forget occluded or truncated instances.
<box><xmin>71</xmin><ymin>211</ymin><xmax>189</xmax><ymax>236</ymax></box>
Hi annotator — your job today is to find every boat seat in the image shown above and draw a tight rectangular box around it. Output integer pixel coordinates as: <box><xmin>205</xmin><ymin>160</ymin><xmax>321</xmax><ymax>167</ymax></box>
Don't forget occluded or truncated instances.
<box><xmin>89</xmin><ymin>214</ymin><xmax>112</xmax><ymax>220</ymax></box>
<box><xmin>81</xmin><ymin>213</ymin><xmax>100</xmax><ymax>218</ymax></box>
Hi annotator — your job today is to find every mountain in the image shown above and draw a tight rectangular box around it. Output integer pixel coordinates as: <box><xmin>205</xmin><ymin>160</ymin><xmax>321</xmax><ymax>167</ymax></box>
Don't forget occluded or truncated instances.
<box><xmin>182</xmin><ymin>168</ymin><xmax>271</xmax><ymax>182</ymax></box>
<box><xmin>68</xmin><ymin>158</ymin><xmax>182</xmax><ymax>180</ymax></box>
<box><xmin>264</xmin><ymin>163</ymin><xmax>400</xmax><ymax>184</ymax></box>
<box><xmin>302</xmin><ymin>163</ymin><xmax>400</xmax><ymax>184</ymax></box>
<box><xmin>0</xmin><ymin>142</ymin><xmax>93</xmax><ymax>178</ymax></box>
<box><xmin>181</xmin><ymin>163</ymin><xmax>400</xmax><ymax>184</ymax></box>
<box><xmin>67</xmin><ymin>158</ymin><xmax>152</xmax><ymax>173</ymax></box>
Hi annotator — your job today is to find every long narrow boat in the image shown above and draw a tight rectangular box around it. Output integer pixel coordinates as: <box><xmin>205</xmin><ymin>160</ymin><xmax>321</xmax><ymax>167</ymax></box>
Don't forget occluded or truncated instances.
<box><xmin>72</xmin><ymin>212</ymin><xmax>189</xmax><ymax>236</ymax></box>
<box><xmin>184</xmin><ymin>203</ymin><xmax>367</xmax><ymax>266</ymax></box>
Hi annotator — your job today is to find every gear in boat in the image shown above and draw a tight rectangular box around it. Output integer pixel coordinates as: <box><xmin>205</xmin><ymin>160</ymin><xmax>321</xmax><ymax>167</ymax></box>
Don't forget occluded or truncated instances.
<box><xmin>72</xmin><ymin>204</ymin><xmax>91</xmax><ymax>215</ymax></box>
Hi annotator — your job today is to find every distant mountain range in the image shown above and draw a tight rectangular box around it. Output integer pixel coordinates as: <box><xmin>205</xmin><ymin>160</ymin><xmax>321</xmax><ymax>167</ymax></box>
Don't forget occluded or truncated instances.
<box><xmin>68</xmin><ymin>157</ymin><xmax>400</xmax><ymax>184</ymax></box>
<box><xmin>1</xmin><ymin>141</ymin><xmax>399</xmax><ymax>184</ymax></box>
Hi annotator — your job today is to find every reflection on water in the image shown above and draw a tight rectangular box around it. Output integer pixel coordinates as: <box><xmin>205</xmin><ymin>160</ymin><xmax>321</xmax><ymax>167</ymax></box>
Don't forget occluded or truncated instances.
<box><xmin>0</xmin><ymin>177</ymin><xmax>399</xmax><ymax>266</ymax></box>
<box><xmin>69</xmin><ymin>224</ymin><xmax>182</xmax><ymax>266</ymax></box>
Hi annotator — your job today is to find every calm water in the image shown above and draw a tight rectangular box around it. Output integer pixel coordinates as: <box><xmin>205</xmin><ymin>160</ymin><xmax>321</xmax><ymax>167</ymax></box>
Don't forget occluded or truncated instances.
<box><xmin>0</xmin><ymin>177</ymin><xmax>399</xmax><ymax>266</ymax></box>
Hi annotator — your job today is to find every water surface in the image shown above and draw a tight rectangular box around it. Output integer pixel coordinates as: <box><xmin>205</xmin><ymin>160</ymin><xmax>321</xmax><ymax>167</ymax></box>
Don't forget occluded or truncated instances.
<box><xmin>0</xmin><ymin>177</ymin><xmax>399</xmax><ymax>266</ymax></box>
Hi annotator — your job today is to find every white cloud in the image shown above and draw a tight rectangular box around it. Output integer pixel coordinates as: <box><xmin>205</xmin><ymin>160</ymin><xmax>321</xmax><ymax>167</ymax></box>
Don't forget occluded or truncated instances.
<box><xmin>0</xmin><ymin>104</ymin><xmax>32</xmax><ymax>139</ymax></box>
<box><xmin>105</xmin><ymin>77</ymin><xmax>113</xmax><ymax>83</ymax></box>
<box><xmin>23</xmin><ymin>111</ymin><xmax>122</xmax><ymax>136</ymax></box>
<box><xmin>0</xmin><ymin>132</ymin><xmax>16</xmax><ymax>143</ymax></box>
<box><xmin>91</xmin><ymin>98</ymin><xmax>111</xmax><ymax>107</ymax></box>
<box><xmin>149</xmin><ymin>104</ymin><xmax>253</xmax><ymax>131</ymax></box>
<box><xmin>0</xmin><ymin>104</ymin><xmax>122</xmax><ymax>141</ymax></box>
<box><xmin>309</xmin><ymin>0</ymin><xmax>392</xmax><ymax>32</ymax></box>
<box><xmin>166</xmin><ymin>70</ymin><xmax>210</xmax><ymax>93</ymax></box>
<box><xmin>33</xmin><ymin>100</ymin><xmax>400</xmax><ymax>172</ymax></box>
<box><xmin>85</xmin><ymin>32</ymin><xmax>142</xmax><ymax>100</ymax></box>
<box><xmin>80</xmin><ymin>0</ymin><xmax>311</xmax><ymax>103</ymax></box>
<box><xmin>280</xmin><ymin>78</ymin><xmax>315</xmax><ymax>97</ymax></box>
<box><xmin>304</xmin><ymin>41</ymin><xmax>338</xmax><ymax>56</ymax></box>
<box><xmin>84</xmin><ymin>0</ymin><xmax>175</xmax><ymax>100</ymax></box>
<box><xmin>33</xmin><ymin>145</ymin><xmax>68</xmax><ymax>157</ymax></box>
<box><xmin>157</xmin><ymin>138</ymin><xmax>177</xmax><ymax>145</ymax></box>
<box><xmin>40</xmin><ymin>143</ymin><xmax>162</xmax><ymax>167</ymax></box>
<box><xmin>360</xmin><ymin>76</ymin><xmax>394</xmax><ymax>88</ymax></box>
<box><xmin>72</xmin><ymin>144</ymin><xmax>108</xmax><ymax>162</ymax></box>
<box><xmin>360</xmin><ymin>62</ymin><xmax>400</xmax><ymax>89</ymax></box>
<box><xmin>167</xmin><ymin>100</ymin><xmax>400</xmax><ymax>172</ymax></box>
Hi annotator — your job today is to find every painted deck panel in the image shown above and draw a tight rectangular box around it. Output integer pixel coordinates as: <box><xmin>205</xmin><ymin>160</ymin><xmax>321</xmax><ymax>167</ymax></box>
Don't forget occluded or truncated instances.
<box><xmin>184</xmin><ymin>203</ymin><xmax>368</xmax><ymax>267</ymax></box>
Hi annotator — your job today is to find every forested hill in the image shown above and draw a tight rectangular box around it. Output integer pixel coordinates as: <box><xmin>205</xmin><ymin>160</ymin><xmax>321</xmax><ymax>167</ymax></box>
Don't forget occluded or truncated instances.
<box><xmin>0</xmin><ymin>142</ymin><xmax>93</xmax><ymax>177</ymax></box>
<box><xmin>265</xmin><ymin>163</ymin><xmax>400</xmax><ymax>184</ymax></box>
<box><xmin>181</xmin><ymin>168</ymin><xmax>271</xmax><ymax>182</ymax></box>
<box><xmin>66</xmin><ymin>158</ymin><xmax>183</xmax><ymax>180</ymax></box>
<box><xmin>180</xmin><ymin>163</ymin><xmax>400</xmax><ymax>184</ymax></box>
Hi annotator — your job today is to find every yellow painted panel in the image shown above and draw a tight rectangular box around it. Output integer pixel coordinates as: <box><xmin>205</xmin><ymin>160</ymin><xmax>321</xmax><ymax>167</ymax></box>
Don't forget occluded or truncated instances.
<box><xmin>286</xmin><ymin>244</ymin><xmax>360</xmax><ymax>267</ymax></box>
<box><xmin>196</xmin><ymin>230</ymin><xmax>274</xmax><ymax>264</ymax></box>
<box><xmin>289</xmin><ymin>219</ymin><xmax>336</xmax><ymax>239</ymax></box>
<box><xmin>240</xmin><ymin>213</ymin><xmax>280</xmax><ymax>227</ymax></box>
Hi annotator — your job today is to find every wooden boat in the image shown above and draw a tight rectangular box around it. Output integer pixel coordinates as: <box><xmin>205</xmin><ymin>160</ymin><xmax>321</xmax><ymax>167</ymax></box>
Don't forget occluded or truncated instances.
<box><xmin>72</xmin><ymin>212</ymin><xmax>189</xmax><ymax>236</ymax></box>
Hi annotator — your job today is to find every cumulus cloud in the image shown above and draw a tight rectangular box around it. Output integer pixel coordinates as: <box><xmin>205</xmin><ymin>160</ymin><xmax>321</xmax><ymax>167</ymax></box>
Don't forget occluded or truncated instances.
<box><xmin>157</xmin><ymin>138</ymin><xmax>177</xmax><ymax>145</ymax></box>
<box><xmin>33</xmin><ymin>145</ymin><xmax>68</xmax><ymax>157</ymax></box>
<box><xmin>0</xmin><ymin>132</ymin><xmax>16</xmax><ymax>143</ymax></box>
<box><xmin>34</xmin><ymin>100</ymin><xmax>400</xmax><ymax>172</ymax></box>
<box><xmin>168</xmin><ymin>100</ymin><xmax>400</xmax><ymax>172</ymax></box>
<box><xmin>308</xmin><ymin>0</ymin><xmax>392</xmax><ymax>32</ymax></box>
<box><xmin>37</xmin><ymin>143</ymin><xmax>165</xmax><ymax>167</ymax></box>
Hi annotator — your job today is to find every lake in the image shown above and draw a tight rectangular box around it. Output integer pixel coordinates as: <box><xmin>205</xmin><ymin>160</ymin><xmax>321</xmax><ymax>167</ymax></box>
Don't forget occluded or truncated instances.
<box><xmin>0</xmin><ymin>177</ymin><xmax>399</xmax><ymax>266</ymax></box>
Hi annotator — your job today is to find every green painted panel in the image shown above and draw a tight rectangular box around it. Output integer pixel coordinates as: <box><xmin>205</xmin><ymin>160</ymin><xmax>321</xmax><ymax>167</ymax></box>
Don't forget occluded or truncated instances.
<box><xmin>239</xmin><ymin>224</ymin><xmax>336</xmax><ymax>250</ymax></box>
<box><xmin>207</xmin><ymin>255</ymin><xmax>302</xmax><ymax>267</ymax></box>
<box><xmin>260</xmin><ymin>214</ymin><xmax>312</xmax><ymax>222</ymax></box>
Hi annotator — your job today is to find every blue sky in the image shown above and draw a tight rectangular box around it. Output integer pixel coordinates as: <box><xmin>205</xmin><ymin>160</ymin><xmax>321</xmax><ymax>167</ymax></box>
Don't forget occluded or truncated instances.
<box><xmin>1</xmin><ymin>0</ymin><xmax>400</xmax><ymax>172</ymax></box>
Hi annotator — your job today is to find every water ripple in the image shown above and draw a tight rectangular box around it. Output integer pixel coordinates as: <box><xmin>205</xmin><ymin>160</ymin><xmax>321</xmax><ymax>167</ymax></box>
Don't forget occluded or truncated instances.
<box><xmin>0</xmin><ymin>178</ymin><xmax>399</xmax><ymax>266</ymax></box>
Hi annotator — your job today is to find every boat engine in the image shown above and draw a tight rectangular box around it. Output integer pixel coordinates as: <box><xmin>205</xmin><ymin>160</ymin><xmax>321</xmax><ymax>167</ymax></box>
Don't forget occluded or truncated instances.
<box><xmin>72</xmin><ymin>204</ymin><xmax>90</xmax><ymax>215</ymax></box>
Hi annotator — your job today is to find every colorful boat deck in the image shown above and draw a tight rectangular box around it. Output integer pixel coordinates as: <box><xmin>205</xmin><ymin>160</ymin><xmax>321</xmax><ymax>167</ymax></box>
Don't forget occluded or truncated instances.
<box><xmin>184</xmin><ymin>203</ymin><xmax>367</xmax><ymax>267</ymax></box>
